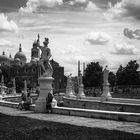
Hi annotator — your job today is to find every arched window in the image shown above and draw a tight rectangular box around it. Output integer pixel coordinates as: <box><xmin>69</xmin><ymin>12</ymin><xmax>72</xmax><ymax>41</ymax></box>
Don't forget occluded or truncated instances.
<box><xmin>25</xmin><ymin>68</ymin><xmax>28</xmax><ymax>73</ymax></box>
<box><xmin>32</xmin><ymin>68</ymin><xmax>36</xmax><ymax>72</ymax></box>
<box><xmin>17</xmin><ymin>70</ymin><xmax>20</xmax><ymax>73</ymax></box>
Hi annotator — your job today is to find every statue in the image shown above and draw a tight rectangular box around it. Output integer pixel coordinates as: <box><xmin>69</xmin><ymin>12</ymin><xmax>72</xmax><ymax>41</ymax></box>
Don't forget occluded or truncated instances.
<box><xmin>101</xmin><ymin>66</ymin><xmax>111</xmax><ymax>101</ymax></box>
<box><xmin>38</xmin><ymin>37</ymin><xmax>53</xmax><ymax>77</ymax></box>
<box><xmin>103</xmin><ymin>66</ymin><xmax>109</xmax><ymax>84</ymax></box>
<box><xmin>67</xmin><ymin>73</ymin><xmax>72</xmax><ymax>87</ymax></box>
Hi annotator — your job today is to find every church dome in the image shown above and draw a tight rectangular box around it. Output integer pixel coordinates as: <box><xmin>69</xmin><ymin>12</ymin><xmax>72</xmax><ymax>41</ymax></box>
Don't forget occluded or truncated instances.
<box><xmin>14</xmin><ymin>44</ymin><xmax>27</xmax><ymax>63</ymax></box>
<box><xmin>0</xmin><ymin>51</ymin><xmax>9</xmax><ymax>62</ymax></box>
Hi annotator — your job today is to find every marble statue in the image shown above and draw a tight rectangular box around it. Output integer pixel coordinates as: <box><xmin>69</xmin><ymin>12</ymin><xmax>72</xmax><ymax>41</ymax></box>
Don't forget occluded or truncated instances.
<box><xmin>103</xmin><ymin>66</ymin><xmax>109</xmax><ymax>84</ymax></box>
<box><xmin>101</xmin><ymin>66</ymin><xmax>111</xmax><ymax>101</ymax></box>
<box><xmin>38</xmin><ymin>38</ymin><xmax>53</xmax><ymax>77</ymax></box>
<box><xmin>67</xmin><ymin>73</ymin><xmax>72</xmax><ymax>87</ymax></box>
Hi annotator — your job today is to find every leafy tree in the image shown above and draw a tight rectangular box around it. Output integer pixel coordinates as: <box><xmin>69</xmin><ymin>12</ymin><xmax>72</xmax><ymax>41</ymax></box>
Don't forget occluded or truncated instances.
<box><xmin>0</xmin><ymin>65</ymin><xmax>11</xmax><ymax>86</ymax></box>
<box><xmin>116</xmin><ymin>60</ymin><xmax>140</xmax><ymax>86</ymax></box>
<box><xmin>83</xmin><ymin>62</ymin><xmax>103</xmax><ymax>87</ymax></box>
<box><xmin>108</xmin><ymin>71</ymin><xmax>116</xmax><ymax>87</ymax></box>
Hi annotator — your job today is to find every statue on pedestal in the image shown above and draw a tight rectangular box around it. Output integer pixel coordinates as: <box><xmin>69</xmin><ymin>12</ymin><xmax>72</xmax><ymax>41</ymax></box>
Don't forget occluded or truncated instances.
<box><xmin>77</xmin><ymin>71</ymin><xmax>85</xmax><ymax>98</ymax></box>
<box><xmin>38</xmin><ymin>37</ymin><xmax>53</xmax><ymax>77</ymax></box>
<box><xmin>101</xmin><ymin>65</ymin><xmax>111</xmax><ymax>101</ymax></box>
<box><xmin>35</xmin><ymin>36</ymin><xmax>55</xmax><ymax>113</ymax></box>
<box><xmin>66</xmin><ymin>73</ymin><xmax>75</xmax><ymax>97</ymax></box>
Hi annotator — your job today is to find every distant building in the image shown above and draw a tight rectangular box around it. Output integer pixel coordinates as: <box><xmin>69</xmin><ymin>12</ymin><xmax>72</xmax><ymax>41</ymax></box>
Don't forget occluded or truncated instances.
<box><xmin>0</xmin><ymin>35</ymin><xmax>66</xmax><ymax>93</ymax></box>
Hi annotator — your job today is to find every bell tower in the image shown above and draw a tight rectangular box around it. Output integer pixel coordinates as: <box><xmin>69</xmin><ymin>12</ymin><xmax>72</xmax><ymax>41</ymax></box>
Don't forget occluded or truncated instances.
<box><xmin>31</xmin><ymin>34</ymin><xmax>40</xmax><ymax>60</ymax></box>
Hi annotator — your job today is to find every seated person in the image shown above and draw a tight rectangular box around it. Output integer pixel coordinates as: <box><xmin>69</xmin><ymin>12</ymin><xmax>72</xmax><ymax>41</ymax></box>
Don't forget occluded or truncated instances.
<box><xmin>23</xmin><ymin>92</ymin><xmax>32</xmax><ymax>110</ymax></box>
<box><xmin>46</xmin><ymin>92</ymin><xmax>53</xmax><ymax>113</ymax></box>
<box><xmin>18</xmin><ymin>92</ymin><xmax>32</xmax><ymax>110</ymax></box>
<box><xmin>18</xmin><ymin>92</ymin><xmax>26</xmax><ymax>110</ymax></box>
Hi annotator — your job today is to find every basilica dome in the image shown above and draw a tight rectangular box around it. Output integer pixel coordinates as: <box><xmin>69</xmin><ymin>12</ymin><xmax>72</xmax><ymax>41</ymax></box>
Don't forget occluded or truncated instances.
<box><xmin>0</xmin><ymin>51</ymin><xmax>9</xmax><ymax>62</ymax></box>
<box><xmin>14</xmin><ymin>44</ymin><xmax>27</xmax><ymax>64</ymax></box>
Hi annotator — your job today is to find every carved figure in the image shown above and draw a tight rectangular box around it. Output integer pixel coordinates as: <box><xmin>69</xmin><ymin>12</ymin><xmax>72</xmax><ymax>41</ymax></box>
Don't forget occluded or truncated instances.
<box><xmin>38</xmin><ymin>38</ymin><xmax>53</xmax><ymax>77</ymax></box>
<box><xmin>67</xmin><ymin>73</ymin><xmax>72</xmax><ymax>87</ymax></box>
<box><xmin>103</xmin><ymin>66</ymin><xmax>109</xmax><ymax>84</ymax></box>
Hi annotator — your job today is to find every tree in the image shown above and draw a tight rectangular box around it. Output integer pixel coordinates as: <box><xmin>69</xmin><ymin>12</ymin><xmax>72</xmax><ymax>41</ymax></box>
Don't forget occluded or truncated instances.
<box><xmin>108</xmin><ymin>72</ymin><xmax>116</xmax><ymax>87</ymax></box>
<box><xmin>116</xmin><ymin>60</ymin><xmax>140</xmax><ymax>86</ymax></box>
<box><xmin>83</xmin><ymin>62</ymin><xmax>103</xmax><ymax>87</ymax></box>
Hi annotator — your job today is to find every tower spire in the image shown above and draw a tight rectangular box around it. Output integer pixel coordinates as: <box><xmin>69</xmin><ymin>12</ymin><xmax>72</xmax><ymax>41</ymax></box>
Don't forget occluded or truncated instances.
<box><xmin>2</xmin><ymin>51</ymin><xmax>5</xmax><ymax>55</ymax></box>
<box><xmin>19</xmin><ymin>44</ymin><xmax>22</xmax><ymax>52</ymax></box>
<box><xmin>37</xmin><ymin>33</ymin><xmax>40</xmax><ymax>43</ymax></box>
<box><xmin>78</xmin><ymin>60</ymin><xmax>80</xmax><ymax>77</ymax></box>
<box><xmin>9</xmin><ymin>53</ymin><xmax>12</xmax><ymax>58</ymax></box>
<box><xmin>83</xmin><ymin>62</ymin><xmax>85</xmax><ymax>76</ymax></box>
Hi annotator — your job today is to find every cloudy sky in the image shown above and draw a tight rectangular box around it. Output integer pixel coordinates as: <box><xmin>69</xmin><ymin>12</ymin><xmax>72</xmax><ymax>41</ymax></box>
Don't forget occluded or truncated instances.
<box><xmin>0</xmin><ymin>0</ymin><xmax>140</xmax><ymax>75</ymax></box>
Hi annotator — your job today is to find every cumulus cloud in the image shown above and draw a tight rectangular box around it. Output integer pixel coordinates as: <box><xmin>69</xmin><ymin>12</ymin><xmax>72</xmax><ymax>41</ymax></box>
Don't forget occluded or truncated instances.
<box><xmin>85</xmin><ymin>32</ymin><xmax>111</xmax><ymax>45</ymax></box>
<box><xmin>19</xmin><ymin>0</ymin><xmax>105</xmax><ymax>13</ymax></box>
<box><xmin>0</xmin><ymin>38</ymin><xmax>15</xmax><ymax>53</ymax></box>
<box><xmin>75</xmin><ymin>0</ymin><xmax>87</xmax><ymax>3</ymax></box>
<box><xmin>105</xmin><ymin>0</ymin><xmax>140</xmax><ymax>20</ymax></box>
<box><xmin>124</xmin><ymin>28</ymin><xmax>140</xmax><ymax>40</ymax></box>
<box><xmin>92</xmin><ymin>53</ymin><xmax>108</xmax><ymax>66</ymax></box>
<box><xmin>19</xmin><ymin>0</ymin><xmax>63</xmax><ymax>14</ymax></box>
<box><xmin>85</xmin><ymin>1</ymin><xmax>101</xmax><ymax>11</ymax></box>
<box><xmin>0</xmin><ymin>13</ymin><xmax>18</xmax><ymax>32</ymax></box>
<box><xmin>0</xmin><ymin>39</ymin><xmax>12</xmax><ymax>47</ymax></box>
<box><xmin>112</xmin><ymin>43</ymin><xmax>137</xmax><ymax>55</ymax></box>
<box><xmin>65</xmin><ymin>0</ymin><xmax>88</xmax><ymax>6</ymax></box>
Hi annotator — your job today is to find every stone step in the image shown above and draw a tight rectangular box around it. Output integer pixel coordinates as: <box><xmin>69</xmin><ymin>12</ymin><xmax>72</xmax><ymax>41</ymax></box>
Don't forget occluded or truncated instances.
<box><xmin>1</xmin><ymin>99</ymin><xmax>140</xmax><ymax>123</ymax></box>
<box><xmin>52</xmin><ymin>106</ymin><xmax>140</xmax><ymax>123</ymax></box>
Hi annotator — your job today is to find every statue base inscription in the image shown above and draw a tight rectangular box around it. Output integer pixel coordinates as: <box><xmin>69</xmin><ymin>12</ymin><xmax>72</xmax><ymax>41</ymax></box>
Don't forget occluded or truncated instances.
<box><xmin>35</xmin><ymin>76</ymin><xmax>54</xmax><ymax>113</ymax></box>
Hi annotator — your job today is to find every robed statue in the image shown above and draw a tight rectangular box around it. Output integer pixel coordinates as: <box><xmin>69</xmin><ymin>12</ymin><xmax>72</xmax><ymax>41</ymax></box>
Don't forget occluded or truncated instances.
<box><xmin>38</xmin><ymin>37</ymin><xmax>53</xmax><ymax>77</ymax></box>
<box><xmin>67</xmin><ymin>73</ymin><xmax>72</xmax><ymax>87</ymax></box>
<box><xmin>103</xmin><ymin>66</ymin><xmax>109</xmax><ymax>84</ymax></box>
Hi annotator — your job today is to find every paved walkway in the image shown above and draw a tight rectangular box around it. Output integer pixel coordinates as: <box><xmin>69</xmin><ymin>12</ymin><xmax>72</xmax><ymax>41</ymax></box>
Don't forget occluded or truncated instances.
<box><xmin>0</xmin><ymin>106</ymin><xmax>140</xmax><ymax>134</ymax></box>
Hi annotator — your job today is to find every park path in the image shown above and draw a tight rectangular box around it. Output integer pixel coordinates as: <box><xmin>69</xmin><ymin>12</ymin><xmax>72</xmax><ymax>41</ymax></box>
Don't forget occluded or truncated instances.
<box><xmin>0</xmin><ymin>106</ymin><xmax>140</xmax><ymax>134</ymax></box>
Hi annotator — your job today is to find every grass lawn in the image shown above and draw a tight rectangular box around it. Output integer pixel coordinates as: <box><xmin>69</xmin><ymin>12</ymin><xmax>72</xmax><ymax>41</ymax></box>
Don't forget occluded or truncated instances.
<box><xmin>0</xmin><ymin>113</ymin><xmax>140</xmax><ymax>140</ymax></box>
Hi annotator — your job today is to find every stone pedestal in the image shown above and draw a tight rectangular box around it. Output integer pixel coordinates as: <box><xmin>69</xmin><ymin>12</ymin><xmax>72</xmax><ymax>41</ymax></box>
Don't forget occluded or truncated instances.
<box><xmin>12</xmin><ymin>88</ymin><xmax>16</xmax><ymax>96</ymax></box>
<box><xmin>77</xmin><ymin>84</ymin><xmax>85</xmax><ymax>99</ymax></box>
<box><xmin>101</xmin><ymin>83</ymin><xmax>112</xmax><ymax>101</ymax></box>
<box><xmin>66</xmin><ymin>86</ymin><xmax>75</xmax><ymax>98</ymax></box>
<box><xmin>35</xmin><ymin>76</ymin><xmax>54</xmax><ymax>113</ymax></box>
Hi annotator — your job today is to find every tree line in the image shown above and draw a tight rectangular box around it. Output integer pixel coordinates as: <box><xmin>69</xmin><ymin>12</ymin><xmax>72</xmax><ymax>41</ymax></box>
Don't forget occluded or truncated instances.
<box><xmin>83</xmin><ymin>60</ymin><xmax>140</xmax><ymax>87</ymax></box>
